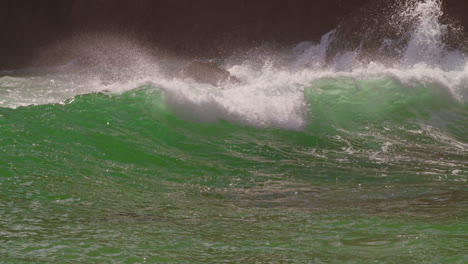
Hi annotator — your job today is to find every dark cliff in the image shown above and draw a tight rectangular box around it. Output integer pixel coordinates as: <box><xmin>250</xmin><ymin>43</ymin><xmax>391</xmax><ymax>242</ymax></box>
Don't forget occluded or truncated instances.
<box><xmin>1</xmin><ymin>0</ymin><xmax>467</xmax><ymax>70</ymax></box>
<box><xmin>326</xmin><ymin>0</ymin><xmax>468</xmax><ymax>63</ymax></box>
<box><xmin>1</xmin><ymin>0</ymin><xmax>369</xmax><ymax>69</ymax></box>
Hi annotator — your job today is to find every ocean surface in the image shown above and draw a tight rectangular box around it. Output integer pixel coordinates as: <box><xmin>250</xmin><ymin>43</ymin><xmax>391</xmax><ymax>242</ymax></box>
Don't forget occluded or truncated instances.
<box><xmin>1</xmin><ymin>0</ymin><xmax>467</xmax><ymax>263</ymax></box>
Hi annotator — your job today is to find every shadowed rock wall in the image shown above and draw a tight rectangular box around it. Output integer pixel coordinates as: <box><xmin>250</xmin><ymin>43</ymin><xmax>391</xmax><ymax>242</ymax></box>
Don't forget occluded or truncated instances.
<box><xmin>1</xmin><ymin>0</ymin><xmax>467</xmax><ymax>69</ymax></box>
<box><xmin>1</xmin><ymin>0</ymin><xmax>369</xmax><ymax>69</ymax></box>
<box><xmin>326</xmin><ymin>0</ymin><xmax>468</xmax><ymax>63</ymax></box>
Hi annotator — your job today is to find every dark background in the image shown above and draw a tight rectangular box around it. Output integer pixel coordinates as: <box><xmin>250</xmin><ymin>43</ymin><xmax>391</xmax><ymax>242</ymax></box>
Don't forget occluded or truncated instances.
<box><xmin>1</xmin><ymin>0</ymin><xmax>467</xmax><ymax>69</ymax></box>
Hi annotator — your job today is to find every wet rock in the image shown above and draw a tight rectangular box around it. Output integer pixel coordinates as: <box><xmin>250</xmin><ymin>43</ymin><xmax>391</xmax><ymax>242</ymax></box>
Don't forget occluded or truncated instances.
<box><xmin>178</xmin><ymin>61</ymin><xmax>240</xmax><ymax>86</ymax></box>
<box><xmin>325</xmin><ymin>0</ymin><xmax>468</xmax><ymax>64</ymax></box>
<box><xmin>0</xmin><ymin>0</ymin><xmax>370</xmax><ymax>69</ymax></box>
<box><xmin>1</xmin><ymin>0</ymin><xmax>468</xmax><ymax>69</ymax></box>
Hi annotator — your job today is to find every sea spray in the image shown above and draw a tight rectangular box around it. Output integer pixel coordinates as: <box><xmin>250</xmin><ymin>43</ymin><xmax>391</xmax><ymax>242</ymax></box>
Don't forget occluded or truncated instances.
<box><xmin>1</xmin><ymin>1</ymin><xmax>467</xmax><ymax>263</ymax></box>
<box><xmin>401</xmin><ymin>0</ymin><xmax>466</xmax><ymax>68</ymax></box>
<box><xmin>1</xmin><ymin>1</ymin><xmax>467</xmax><ymax>115</ymax></box>
<box><xmin>0</xmin><ymin>0</ymin><xmax>466</xmax><ymax>134</ymax></box>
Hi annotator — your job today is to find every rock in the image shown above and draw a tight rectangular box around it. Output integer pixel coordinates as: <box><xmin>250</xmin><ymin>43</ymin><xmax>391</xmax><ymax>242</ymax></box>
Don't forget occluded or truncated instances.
<box><xmin>178</xmin><ymin>61</ymin><xmax>240</xmax><ymax>86</ymax></box>
<box><xmin>0</xmin><ymin>0</ymin><xmax>370</xmax><ymax>69</ymax></box>
<box><xmin>1</xmin><ymin>0</ymin><xmax>468</xmax><ymax>70</ymax></box>
<box><xmin>325</xmin><ymin>0</ymin><xmax>468</xmax><ymax>64</ymax></box>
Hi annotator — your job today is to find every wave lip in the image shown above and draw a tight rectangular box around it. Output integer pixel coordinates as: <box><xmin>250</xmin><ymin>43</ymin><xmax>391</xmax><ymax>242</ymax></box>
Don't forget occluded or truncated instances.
<box><xmin>0</xmin><ymin>0</ymin><xmax>467</xmax><ymax>132</ymax></box>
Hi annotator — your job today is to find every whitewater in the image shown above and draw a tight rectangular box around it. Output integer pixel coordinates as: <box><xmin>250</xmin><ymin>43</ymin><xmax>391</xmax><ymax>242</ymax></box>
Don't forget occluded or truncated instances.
<box><xmin>0</xmin><ymin>0</ymin><xmax>466</xmax><ymax>263</ymax></box>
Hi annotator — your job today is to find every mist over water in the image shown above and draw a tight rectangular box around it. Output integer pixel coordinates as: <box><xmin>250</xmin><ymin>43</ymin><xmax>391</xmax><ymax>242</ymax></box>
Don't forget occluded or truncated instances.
<box><xmin>1</xmin><ymin>0</ymin><xmax>467</xmax><ymax>263</ymax></box>
<box><xmin>1</xmin><ymin>0</ymin><xmax>467</xmax><ymax>122</ymax></box>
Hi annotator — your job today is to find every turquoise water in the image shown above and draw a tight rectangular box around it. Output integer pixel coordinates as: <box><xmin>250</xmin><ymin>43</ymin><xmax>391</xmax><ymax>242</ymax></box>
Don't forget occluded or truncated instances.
<box><xmin>0</xmin><ymin>75</ymin><xmax>466</xmax><ymax>263</ymax></box>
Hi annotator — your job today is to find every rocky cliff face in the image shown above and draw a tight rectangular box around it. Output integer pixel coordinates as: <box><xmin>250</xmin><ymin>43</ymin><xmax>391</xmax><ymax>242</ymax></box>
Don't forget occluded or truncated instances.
<box><xmin>1</xmin><ymin>0</ymin><xmax>467</xmax><ymax>69</ymax></box>
<box><xmin>325</xmin><ymin>0</ymin><xmax>468</xmax><ymax>64</ymax></box>
<box><xmin>0</xmin><ymin>0</ymin><xmax>368</xmax><ymax>69</ymax></box>
<box><xmin>1</xmin><ymin>0</ymin><xmax>74</xmax><ymax>68</ymax></box>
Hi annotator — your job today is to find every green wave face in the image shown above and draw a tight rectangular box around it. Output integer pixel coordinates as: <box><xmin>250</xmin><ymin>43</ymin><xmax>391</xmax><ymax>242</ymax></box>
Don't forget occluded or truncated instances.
<box><xmin>306</xmin><ymin>77</ymin><xmax>458</xmax><ymax>128</ymax></box>
<box><xmin>0</xmin><ymin>78</ymin><xmax>467</xmax><ymax>263</ymax></box>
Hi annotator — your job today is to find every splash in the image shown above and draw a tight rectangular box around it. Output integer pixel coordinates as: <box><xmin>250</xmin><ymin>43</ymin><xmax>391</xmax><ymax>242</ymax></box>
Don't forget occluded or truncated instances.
<box><xmin>0</xmin><ymin>0</ymin><xmax>467</xmax><ymax>130</ymax></box>
<box><xmin>401</xmin><ymin>0</ymin><xmax>465</xmax><ymax>68</ymax></box>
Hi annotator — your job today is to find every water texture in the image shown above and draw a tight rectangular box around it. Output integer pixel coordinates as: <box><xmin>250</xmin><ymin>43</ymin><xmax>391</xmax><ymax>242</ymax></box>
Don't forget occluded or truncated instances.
<box><xmin>0</xmin><ymin>0</ymin><xmax>467</xmax><ymax>263</ymax></box>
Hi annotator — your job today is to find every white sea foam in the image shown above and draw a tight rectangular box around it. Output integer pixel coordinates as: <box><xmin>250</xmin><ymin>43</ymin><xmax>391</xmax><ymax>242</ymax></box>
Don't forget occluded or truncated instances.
<box><xmin>0</xmin><ymin>0</ymin><xmax>466</xmax><ymax>130</ymax></box>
